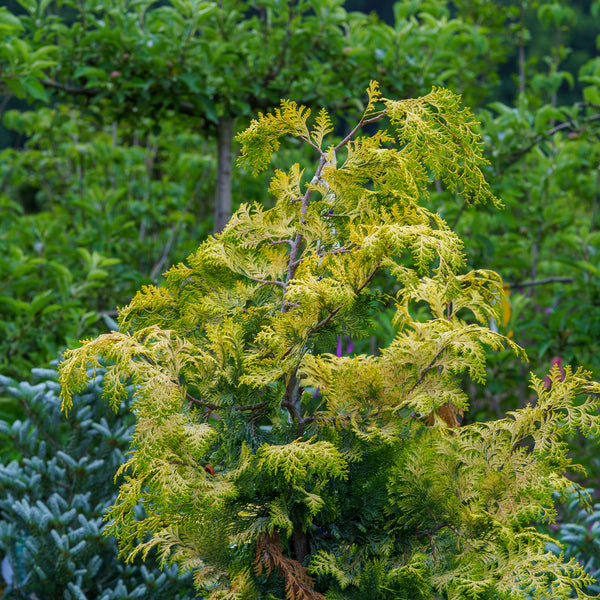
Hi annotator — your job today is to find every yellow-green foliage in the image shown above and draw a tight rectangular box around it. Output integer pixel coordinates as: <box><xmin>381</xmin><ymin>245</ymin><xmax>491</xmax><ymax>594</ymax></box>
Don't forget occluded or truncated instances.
<box><xmin>60</xmin><ymin>82</ymin><xmax>600</xmax><ymax>600</ymax></box>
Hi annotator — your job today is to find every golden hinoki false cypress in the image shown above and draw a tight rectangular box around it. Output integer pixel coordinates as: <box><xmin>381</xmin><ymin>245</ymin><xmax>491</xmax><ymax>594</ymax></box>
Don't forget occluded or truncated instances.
<box><xmin>60</xmin><ymin>82</ymin><xmax>600</xmax><ymax>599</ymax></box>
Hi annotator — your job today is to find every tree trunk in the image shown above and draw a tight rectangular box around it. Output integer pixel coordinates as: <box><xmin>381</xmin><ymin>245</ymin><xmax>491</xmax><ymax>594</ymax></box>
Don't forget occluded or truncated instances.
<box><xmin>214</xmin><ymin>115</ymin><xmax>234</xmax><ymax>233</ymax></box>
<box><xmin>292</xmin><ymin>526</ymin><xmax>309</xmax><ymax>563</ymax></box>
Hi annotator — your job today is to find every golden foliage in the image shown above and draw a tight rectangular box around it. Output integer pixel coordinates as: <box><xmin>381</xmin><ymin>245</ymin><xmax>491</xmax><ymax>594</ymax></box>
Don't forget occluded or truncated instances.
<box><xmin>58</xmin><ymin>83</ymin><xmax>600</xmax><ymax>599</ymax></box>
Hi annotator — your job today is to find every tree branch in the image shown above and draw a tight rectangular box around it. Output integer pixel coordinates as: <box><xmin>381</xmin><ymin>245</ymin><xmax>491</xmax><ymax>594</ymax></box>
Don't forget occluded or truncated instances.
<box><xmin>248</xmin><ymin>276</ymin><xmax>285</xmax><ymax>288</ymax></box>
<box><xmin>235</xmin><ymin>400</ymin><xmax>269</xmax><ymax>413</ymax></box>
<box><xmin>405</xmin><ymin>345</ymin><xmax>448</xmax><ymax>398</ymax></box>
<box><xmin>40</xmin><ymin>78</ymin><xmax>197</xmax><ymax>115</ymax></box>
<box><xmin>318</xmin><ymin>245</ymin><xmax>357</xmax><ymax>258</ymax></box>
<box><xmin>187</xmin><ymin>392</ymin><xmax>218</xmax><ymax>411</ymax></box>
<box><xmin>507</xmin><ymin>276</ymin><xmax>574</xmax><ymax>288</ymax></box>
<box><xmin>304</xmin><ymin>260</ymin><xmax>381</xmax><ymax>338</ymax></box>
<box><xmin>281</xmin><ymin>105</ymin><xmax>386</xmax><ymax>311</ymax></box>
<box><xmin>334</xmin><ymin>110</ymin><xmax>386</xmax><ymax>152</ymax></box>
<box><xmin>500</xmin><ymin>111</ymin><xmax>600</xmax><ymax>169</ymax></box>
<box><xmin>41</xmin><ymin>78</ymin><xmax>97</xmax><ymax>96</ymax></box>
<box><xmin>305</xmin><ymin>306</ymin><xmax>342</xmax><ymax>338</ymax></box>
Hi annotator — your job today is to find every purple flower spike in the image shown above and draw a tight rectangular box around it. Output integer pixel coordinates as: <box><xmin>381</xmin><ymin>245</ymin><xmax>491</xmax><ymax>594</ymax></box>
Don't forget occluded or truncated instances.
<box><xmin>336</xmin><ymin>337</ymin><xmax>343</xmax><ymax>357</ymax></box>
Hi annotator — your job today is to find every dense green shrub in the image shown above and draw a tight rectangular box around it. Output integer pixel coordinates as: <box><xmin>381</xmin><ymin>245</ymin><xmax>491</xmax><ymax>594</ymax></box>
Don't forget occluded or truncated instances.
<box><xmin>0</xmin><ymin>366</ymin><xmax>195</xmax><ymax>598</ymax></box>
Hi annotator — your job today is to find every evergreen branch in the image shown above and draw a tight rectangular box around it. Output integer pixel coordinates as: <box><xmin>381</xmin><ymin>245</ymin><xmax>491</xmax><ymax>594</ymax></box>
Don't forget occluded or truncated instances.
<box><xmin>355</xmin><ymin>260</ymin><xmax>381</xmax><ymax>294</ymax></box>
<box><xmin>304</xmin><ymin>260</ymin><xmax>380</xmax><ymax>337</ymax></box>
<box><xmin>254</xmin><ymin>532</ymin><xmax>324</xmax><ymax>600</ymax></box>
<box><xmin>20</xmin><ymin>396</ymin><xmax>62</xmax><ymax>452</ymax></box>
<box><xmin>318</xmin><ymin>245</ymin><xmax>357</xmax><ymax>258</ymax></box>
<box><xmin>300</xmin><ymin>155</ymin><xmax>328</xmax><ymax>218</ymax></box>
<box><xmin>282</xmin><ymin>101</ymin><xmax>378</xmax><ymax>310</ymax></box>
<box><xmin>269</xmin><ymin>238</ymin><xmax>295</xmax><ymax>245</ymax></box>
<box><xmin>283</xmin><ymin>233</ymin><xmax>304</xmax><ymax>312</ymax></box>
<box><xmin>305</xmin><ymin>306</ymin><xmax>342</xmax><ymax>338</ymax></box>
<box><xmin>303</xmin><ymin>407</ymin><xmax>384</xmax><ymax>425</ymax></box>
<box><xmin>334</xmin><ymin>110</ymin><xmax>386</xmax><ymax>152</ymax></box>
<box><xmin>167</xmin><ymin>458</ymin><xmax>196</xmax><ymax>470</ymax></box>
<box><xmin>414</xmin><ymin>519</ymin><xmax>460</xmax><ymax>540</ymax></box>
<box><xmin>405</xmin><ymin>345</ymin><xmax>448</xmax><ymax>397</ymax></box>
<box><xmin>282</xmin><ymin>374</ymin><xmax>300</xmax><ymax>423</ymax></box>
<box><xmin>281</xmin><ymin>147</ymin><xmax>324</xmax><ymax>305</ymax></box>
<box><xmin>186</xmin><ymin>392</ymin><xmax>218</xmax><ymax>411</ymax></box>
<box><xmin>187</xmin><ymin>392</ymin><xmax>268</xmax><ymax>414</ymax></box>
<box><xmin>235</xmin><ymin>400</ymin><xmax>269</xmax><ymax>413</ymax></box>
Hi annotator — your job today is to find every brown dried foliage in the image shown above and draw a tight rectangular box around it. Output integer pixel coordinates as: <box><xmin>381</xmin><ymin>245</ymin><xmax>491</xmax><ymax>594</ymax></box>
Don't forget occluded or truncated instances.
<box><xmin>253</xmin><ymin>532</ymin><xmax>325</xmax><ymax>600</ymax></box>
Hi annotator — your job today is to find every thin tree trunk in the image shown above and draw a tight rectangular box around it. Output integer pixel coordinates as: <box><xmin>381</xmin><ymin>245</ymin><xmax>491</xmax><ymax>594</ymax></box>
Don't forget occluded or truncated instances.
<box><xmin>214</xmin><ymin>115</ymin><xmax>234</xmax><ymax>233</ymax></box>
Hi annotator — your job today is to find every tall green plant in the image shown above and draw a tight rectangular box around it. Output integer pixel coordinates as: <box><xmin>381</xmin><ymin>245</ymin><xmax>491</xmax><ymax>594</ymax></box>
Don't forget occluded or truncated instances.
<box><xmin>59</xmin><ymin>84</ymin><xmax>600</xmax><ymax>599</ymax></box>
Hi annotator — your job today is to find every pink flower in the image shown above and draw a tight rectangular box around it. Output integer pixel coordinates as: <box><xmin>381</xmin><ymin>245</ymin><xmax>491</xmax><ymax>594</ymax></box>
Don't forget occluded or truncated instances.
<box><xmin>543</xmin><ymin>356</ymin><xmax>565</xmax><ymax>390</ymax></box>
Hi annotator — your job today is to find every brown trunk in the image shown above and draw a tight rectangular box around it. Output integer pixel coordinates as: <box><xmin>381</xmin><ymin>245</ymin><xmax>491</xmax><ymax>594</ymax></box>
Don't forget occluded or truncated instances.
<box><xmin>293</xmin><ymin>526</ymin><xmax>309</xmax><ymax>563</ymax></box>
<box><xmin>214</xmin><ymin>115</ymin><xmax>234</xmax><ymax>233</ymax></box>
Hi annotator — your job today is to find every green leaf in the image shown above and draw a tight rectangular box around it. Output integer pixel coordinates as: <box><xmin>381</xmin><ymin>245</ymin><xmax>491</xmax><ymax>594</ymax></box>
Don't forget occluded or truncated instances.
<box><xmin>15</xmin><ymin>0</ymin><xmax>37</xmax><ymax>15</ymax></box>
<box><xmin>3</xmin><ymin>77</ymin><xmax>27</xmax><ymax>99</ymax></box>
<box><xmin>30</xmin><ymin>289</ymin><xmax>54</xmax><ymax>313</ymax></box>
<box><xmin>179</xmin><ymin>72</ymin><xmax>201</xmax><ymax>93</ymax></box>
<box><xmin>87</xmin><ymin>268</ymin><xmax>109</xmax><ymax>280</ymax></box>
<box><xmin>0</xmin><ymin>9</ymin><xmax>23</xmax><ymax>32</ymax></box>
<box><xmin>73</xmin><ymin>66</ymin><xmax>109</xmax><ymax>81</ymax></box>
<box><xmin>583</xmin><ymin>86</ymin><xmax>600</xmax><ymax>106</ymax></box>
<box><xmin>22</xmin><ymin>77</ymin><xmax>50</xmax><ymax>102</ymax></box>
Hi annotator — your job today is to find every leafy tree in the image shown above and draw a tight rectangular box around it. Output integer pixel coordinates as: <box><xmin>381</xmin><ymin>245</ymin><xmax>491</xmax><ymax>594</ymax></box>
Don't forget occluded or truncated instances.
<box><xmin>437</xmin><ymin>0</ymin><xmax>600</xmax><ymax>420</ymax></box>
<box><xmin>0</xmin><ymin>0</ymin><xmax>518</xmax><ymax>382</ymax></box>
<box><xmin>60</xmin><ymin>84</ymin><xmax>600</xmax><ymax>599</ymax></box>
<box><xmin>0</xmin><ymin>0</ymin><xmax>521</xmax><ymax>229</ymax></box>
<box><xmin>1</xmin><ymin>0</ymin><xmax>370</xmax><ymax>231</ymax></box>
<box><xmin>0</xmin><ymin>107</ymin><xmax>213</xmax><ymax>381</ymax></box>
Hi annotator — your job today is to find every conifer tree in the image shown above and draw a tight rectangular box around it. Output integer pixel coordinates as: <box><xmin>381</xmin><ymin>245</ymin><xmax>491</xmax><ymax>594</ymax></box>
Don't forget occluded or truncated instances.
<box><xmin>0</xmin><ymin>366</ymin><xmax>194</xmax><ymax>598</ymax></box>
<box><xmin>59</xmin><ymin>83</ymin><xmax>600</xmax><ymax>599</ymax></box>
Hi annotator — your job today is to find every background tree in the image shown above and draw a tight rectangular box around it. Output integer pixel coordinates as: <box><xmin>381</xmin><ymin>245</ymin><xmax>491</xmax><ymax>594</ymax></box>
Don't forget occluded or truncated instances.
<box><xmin>2</xmin><ymin>0</ymin><xmax>367</xmax><ymax>231</ymax></box>
<box><xmin>0</xmin><ymin>0</ymin><xmax>507</xmax><ymax>382</ymax></box>
<box><xmin>0</xmin><ymin>365</ymin><xmax>195</xmax><ymax>598</ymax></box>
<box><xmin>442</xmin><ymin>0</ymin><xmax>600</xmax><ymax>423</ymax></box>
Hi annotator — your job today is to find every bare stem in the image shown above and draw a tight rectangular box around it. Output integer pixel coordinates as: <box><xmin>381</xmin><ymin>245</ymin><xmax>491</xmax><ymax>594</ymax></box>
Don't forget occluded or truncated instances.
<box><xmin>248</xmin><ymin>276</ymin><xmax>285</xmax><ymax>288</ymax></box>
<box><xmin>507</xmin><ymin>276</ymin><xmax>574</xmax><ymax>288</ymax></box>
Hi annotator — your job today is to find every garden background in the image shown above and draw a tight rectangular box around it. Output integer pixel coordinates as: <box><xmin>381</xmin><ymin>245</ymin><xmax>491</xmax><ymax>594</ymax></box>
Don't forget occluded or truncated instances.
<box><xmin>2</xmin><ymin>0</ymin><xmax>600</xmax><ymax>597</ymax></box>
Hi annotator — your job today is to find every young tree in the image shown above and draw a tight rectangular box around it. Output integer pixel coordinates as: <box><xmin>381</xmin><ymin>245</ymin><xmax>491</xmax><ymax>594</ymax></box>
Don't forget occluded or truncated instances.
<box><xmin>60</xmin><ymin>83</ymin><xmax>600</xmax><ymax>599</ymax></box>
